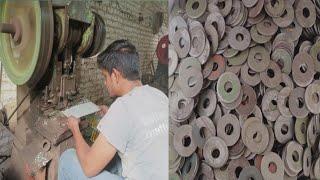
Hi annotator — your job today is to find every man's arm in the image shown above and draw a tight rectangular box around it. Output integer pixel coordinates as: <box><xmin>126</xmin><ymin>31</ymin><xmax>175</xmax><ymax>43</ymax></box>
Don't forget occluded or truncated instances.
<box><xmin>68</xmin><ymin>116</ymin><xmax>117</xmax><ymax>177</ymax></box>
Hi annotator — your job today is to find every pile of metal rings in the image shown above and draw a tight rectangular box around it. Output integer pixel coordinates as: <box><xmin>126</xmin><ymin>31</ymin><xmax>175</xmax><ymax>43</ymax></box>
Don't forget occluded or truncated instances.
<box><xmin>169</xmin><ymin>0</ymin><xmax>320</xmax><ymax>179</ymax></box>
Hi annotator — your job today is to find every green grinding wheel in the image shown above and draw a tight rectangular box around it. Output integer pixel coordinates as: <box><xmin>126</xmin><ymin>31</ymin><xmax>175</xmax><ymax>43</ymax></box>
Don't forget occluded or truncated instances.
<box><xmin>0</xmin><ymin>0</ymin><xmax>53</xmax><ymax>87</ymax></box>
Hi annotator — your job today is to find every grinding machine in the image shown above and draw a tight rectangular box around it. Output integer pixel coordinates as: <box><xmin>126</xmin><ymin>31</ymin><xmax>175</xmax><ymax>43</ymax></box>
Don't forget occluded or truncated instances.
<box><xmin>0</xmin><ymin>0</ymin><xmax>106</xmax><ymax>179</ymax></box>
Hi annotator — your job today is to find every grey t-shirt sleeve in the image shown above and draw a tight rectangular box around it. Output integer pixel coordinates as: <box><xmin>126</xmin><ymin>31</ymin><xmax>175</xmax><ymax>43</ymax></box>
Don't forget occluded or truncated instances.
<box><xmin>97</xmin><ymin>99</ymin><xmax>131</xmax><ymax>153</ymax></box>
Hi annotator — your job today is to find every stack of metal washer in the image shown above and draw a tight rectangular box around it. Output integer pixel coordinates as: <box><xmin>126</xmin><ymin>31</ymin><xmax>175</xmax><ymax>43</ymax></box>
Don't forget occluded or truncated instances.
<box><xmin>169</xmin><ymin>0</ymin><xmax>320</xmax><ymax>179</ymax></box>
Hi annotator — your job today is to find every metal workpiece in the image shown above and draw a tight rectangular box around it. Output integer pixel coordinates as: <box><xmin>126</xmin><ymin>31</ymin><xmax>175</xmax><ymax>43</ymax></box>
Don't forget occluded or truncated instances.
<box><xmin>169</xmin><ymin>0</ymin><xmax>320</xmax><ymax>179</ymax></box>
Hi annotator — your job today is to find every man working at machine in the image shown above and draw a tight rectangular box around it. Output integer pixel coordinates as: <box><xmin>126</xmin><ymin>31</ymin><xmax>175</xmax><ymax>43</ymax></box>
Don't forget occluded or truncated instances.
<box><xmin>58</xmin><ymin>40</ymin><xmax>168</xmax><ymax>179</ymax></box>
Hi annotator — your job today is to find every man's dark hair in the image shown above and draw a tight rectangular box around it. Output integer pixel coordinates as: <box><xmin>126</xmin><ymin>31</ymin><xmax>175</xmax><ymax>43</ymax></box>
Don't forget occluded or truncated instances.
<box><xmin>97</xmin><ymin>39</ymin><xmax>140</xmax><ymax>81</ymax></box>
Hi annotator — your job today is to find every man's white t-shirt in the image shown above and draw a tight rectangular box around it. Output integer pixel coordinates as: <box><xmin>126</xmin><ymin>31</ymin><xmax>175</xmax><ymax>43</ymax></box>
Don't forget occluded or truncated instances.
<box><xmin>97</xmin><ymin>85</ymin><xmax>168</xmax><ymax>180</ymax></box>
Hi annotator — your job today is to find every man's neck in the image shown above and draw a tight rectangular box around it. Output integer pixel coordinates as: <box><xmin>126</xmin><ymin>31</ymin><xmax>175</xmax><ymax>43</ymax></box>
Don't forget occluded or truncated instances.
<box><xmin>119</xmin><ymin>80</ymin><xmax>143</xmax><ymax>96</ymax></box>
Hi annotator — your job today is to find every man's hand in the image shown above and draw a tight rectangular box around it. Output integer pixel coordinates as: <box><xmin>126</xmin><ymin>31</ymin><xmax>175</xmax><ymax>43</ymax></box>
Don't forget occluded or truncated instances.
<box><xmin>97</xmin><ymin>105</ymin><xmax>109</xmax><ymax>116</ymax></box>
<box><xmin>67</xmin><ymin>116</ymin><xmax>80</xmax><ymax>133</ymax></box>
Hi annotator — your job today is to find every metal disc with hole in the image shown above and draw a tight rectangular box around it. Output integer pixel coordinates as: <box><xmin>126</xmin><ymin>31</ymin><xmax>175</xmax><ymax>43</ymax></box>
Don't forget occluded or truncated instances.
<box><xmin>220</xmin><ymin>89</ymin><xmax>243</xmax><ymax>110</ymax></box>
<box><xmin>305</xmin><ymin>83</ymin><xmax>320</xmax><ymax>114</ymax></box>
<box><xmin>186</xmin><ymin>0</ymin><xmax>207</xmax><ymax>19</ymax></box>
<box><xmin>189</xmin><ymin>25</ymin><xmax>206</xmax><ymax>57</ymax></box>
<box><xmin>295</xmin><ymin>0</ymin><xmax>316</xmax><ymax>28</ymax></box>
<box><xmin>303</xmin><ymin>147</ymin><xmax>312</xmax><ymax>177</ymax></box>
<box><xmin>239</xmin><ymin>166</ymin><xmax>263</xmax><ymax>180</ymax></box>
<box><xmin>217</xmin><ymin>114</ymin><xmax>241</xmax><ymax>147</ymax></box>
<box><xmin>260</xmin><ymin>61</ymin><xmax>282</xmax><ymax>88</ymax></box>
<box><xmin>217</xmin><ymin>72</ymin><xmax>241</xmax><ymax>103</ymax></box>
<box><xmin>208</xmin><ymin>54</ymin><xmax>226</xmax><ymax>81</ymax></box>
<box><xmin>272</xmin><ymin>2</ymin><xmax>294</xmax><ymax>28</ymax></box>
<box><xmin>240</xmin><ymin>63</ymin><xmax>261</xmax><ymax>86</ymax></box>
<box><xmin>181</xmin><ymin>153</ymin><xmax>199</xmax><ymax>180</ymax></box>
<box><xmin>310</xmin><ymin>41</ymin><xmax>320</xmax><ymax>72</ymax></box>
<box><xmin>236</xmin><ymin>84</ymin><xmax>256</xmax><ymax>117</ymax></box>
<box><xmin>256</xmin><ymin>17</ymin><xmax>278</xmax><ymax>36</ymax></box>
<box><xmin>250</xmin><ymin>25</ymin><xmax>273</xmax><ymax>44</ymax></box>
<box><xmin>197</xmin><ymin>37</ymin><xmax>210</xmax><ymax>64</ymax></box>
<box><xmin>205</xmin><ymin>12</ymin><xmax>225</xmax><ymax>40</ymax></box>
<box><xmin>229</xmin><ymin>138</ymin><xmax>246</xmax><ymax>159</ymax></box>
<box><xmin>242</xmin><ymin>120</ymin><xmax>269</xmax><ymax>154</ymax></box>
<box><xmin>169</xmin><ymin>16</ymin><xmax>188</xmax><ymax>42</ymax></box>
<box><xmin>170</xmin><ymin>91</ymin><xmax>194</xmax><ymax>122</ymax></box>
<box><xmin>195</xmin><ymin>162</ymin><xmax>214</xmax><ymax>179</ymax></box>
<box><xmin>288</xmin><ymin>87</ymin><xmax>309</xmax><ymax>118</ymax></box>
<box><xmin>197</xmin><ymin>89</ymin><xmax>217</xmax><ymax>116</ymax></box>
<box><xmin>271</xmin><ymin>48</ymin><xmax>292</xmax><ymax>74</ymax></box>
<box><xmin>173</xmin><ymin>125</ymin><xmax>197</xmax><ymax>157</ymax></box>
<box><xmin>227</xmin><ymin>49</ymin><xmax>249</xmax><ymax>66</ymax></box>
<box><xmin>227</xmin><ymin>157</ymin><xmax>250</xmax><ymax>180</ymax></box>
<box><xmin>228</xmin><ymin>26</ymin><xmax>251</xmax><ymax>51</ymax></box>
<box><xmin>205</xmin><ymin>24</ymin><xmax>219</xmax><ymax>54</ymax></box>
<box><xmin>264</xmin><ymin>0</ymin><xmax>285</xmax><ymax>17</ymax></box>
<box><xmin>274</xmin><ymin>116</ymin><xmax>294</xmax><ymax>144</ymax></box>
<box><xmin>191</xmin><ymin>116</ymin><xmax>216</xmax><ymax>148</ymax></box>
<box><xmin>0</xmin><ymin>1</ymin><xmax>54</xmax><ymax>87</ymax></box>
<box><xmin>169</xmin><ymin>46</ymin><xmax>178</xmax><ymax>76</ymax></box>
<box><xmin>177</xmin><ymin>68</ymin><xmax>203</xmax><ymax>98</ymax></box>
<box><xmin>203</xmin><ymin>136</ymin><xmax>229</xmax><ymax>168</ymax></box>
<box><xmin>262</xmin><ymin>89</ymin><xmax>280</xmax><ymax>122</ymax></box>
<box><xmin>292</xmin><ymin>52</ymin><xmax>315</xmax><ymax>87</ymax></box>
<box><xmin>281</xmin><ymin>20</ymin><xmax>302</xmax><ymax>41</ymax></box>
<box><xmin>277</xmin><ymin>87</ymin><xmax>293</xmax><ymax>118</ymax></box>
<box><xmin>247</xmin><ymin>45</ymin><xmax>270</xmax><ymax>72</ymax></box>
<box><xmin>172</xmin><ymin>28</ymin><xmax>191</xmax><ymax>58</ymax></box>
<box><xmin>284</xmin><ymin>141</ymin><xmax>303</xmax><ymax>174</ymax></box>
<box><xmin>248</xmin><ymin>0</ymin><xmax>264</xmax><ymax>17</ymax></box>
<box><xmin>261</xmin><ymin>152</ymin><xmax>284</xmax><ymax>180</ymax></box>
<box><xmin>295</xmin><ymin>117</ymin><xmax>308</xmax><ymax>145</ymax></box>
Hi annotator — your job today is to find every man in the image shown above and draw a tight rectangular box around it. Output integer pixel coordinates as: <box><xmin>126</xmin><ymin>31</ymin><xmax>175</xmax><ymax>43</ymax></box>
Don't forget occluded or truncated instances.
<box><xmin>58</xmin><ymin>40</ymin><xmax>168</xmax><ymax>180</ymax></box>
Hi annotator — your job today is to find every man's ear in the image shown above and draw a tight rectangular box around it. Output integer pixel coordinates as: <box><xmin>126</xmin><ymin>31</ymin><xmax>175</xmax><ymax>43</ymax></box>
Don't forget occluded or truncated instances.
<box><xmin>111</xmin><ymin>68</ymin><xmax>122</xmax><ymax>82</ymax></box>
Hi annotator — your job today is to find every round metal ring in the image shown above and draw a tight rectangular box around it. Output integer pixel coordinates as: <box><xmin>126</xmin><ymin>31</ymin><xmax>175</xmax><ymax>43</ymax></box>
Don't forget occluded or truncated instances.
<box><xmin>205</xmin><ymin>12</ymin><xmax>225</xmax><ymax>40</ymax></box>
<box><xmin>295</xmin><ymin>0</ymin><xmax>316</xmax><ymax>28</ymax></box>
<box><xmin>272</xmin><ymin>1</ymin><xmax>294</xmax><ymax>28</ymax></box>
<box><xmin>274</xmin><ymin>116</ymin><xmax>294</xmax><ymax>144</ymax></box>
<box><xmin>303</xmin><ymin>147</ymin><xmax>312</xmax><ymax>177</ymax></box>
<box><xmin>294</xmin><ymin>117</ymin><xmax>308</xmax><ymax>145</ymax></box>
<box><xmin>277</xmin><ymin>87</ymin><xmax>293</xmax><ymax>118</ymax></box>
<box><xmin>228</xmin><ymin>26</ymin><xmax>251</xmax><ymax>51</ymax></box>
<box><xmin>256</xmin><ymin>17</ymin><xmax>278</xmax><ymax>36</ymax></box>
<box><xmin>260</xmin><ymin>152</ymin><xmax>284</xmax><ymax>180</ymax></box>
<box><xmin>169</xmin><ymin>46</ymin><xmax>178</xmax><ymax>76</ymax></box>
<box><xmin>208</xmin><ymin>54</ymin><xmax>226</xmax><ymax>81</ymax></box>
<box><xmin>288</xmin><ymin>87</ymin><xmax>309</xmax><ymax>119</ymax></box>
<box><xmin>186</xmin><ymin>0</ymin><xmax>207</xmax><ymax>19</ymax></box>
<box><xmin>239</xmin><ymin>166</ymin><xmax>263</xmax><ymax>180</ymax></box>
<box><xmin>172</xmin><ymin>28</ymin><xmax>191</xmax><ymax>58</ymax></box>
<box><xmin>189</xmin><ymin>25</ymin><xmax>206</xmax><ymax>57</ymax></box>
<box><xmin>260</xmin><ymin>61</ymin><xmax>282</xmax><ymax>88</ymax></box>
<box><xmin>292</xmin><ymin>52</ymin><xmax>315</xmax><ymax>87</ymax></box>
<box><xmin>247</xmin><ymin>45</ymin><xmax>270</xmax><ymax>73</ymax></box>
<box><xmin>203</xmin><ymin>136</ymin><xmax>229</xmax><ymax>168</ymax></box>
<box><xmin>227</xmin><ymin>157</ymin><xmax>250</xmax><ymax>180</ymax></box>
<box><xmin>217</xmin><ymin>72</ymin><xmax>241</xmax><ymax>103</ymax></box>
<box><xmin>305</xmin><ymin>83</ymin><xmax>320</xmax><ymax>114</ymax></box>
<box><xmin>264</xmin><ymin>0</ymin><xmax>285</xmax><ymax>17</ymax></box>
<box><xmin>240</xmin><ymin>63</ymin><xmax>261</xmax><ymax>86</ymax></box>
<box><xmin>173</xmin><ymin>125</ymin><xmax>197</xmax><ymax>157</ymax></box>
<box><xmin>236</xmin><ymin>84</ymin><xmax>256</xmax><ymax>117</ymax></box>
<box><xmin>217</xmin><ymin>114</ymin><xmax>241</xmax><ymax>146</ymax></box>
<box><xmin>191</xmin><ymin>116</ymin><xmax>216</xmax><ymax>148</ymax></box>
<box><xmin>181</xmin><ymin>153</ymin><xmax>199</xmax><ymax>180</ymax></box>
<box><xmin>197</xmin><ymin>89</ymin><xmax>217</xmax><ymax>117</ymax></box>
<box><xmin>169</xmin><ymin>16</ymin><xmax>188</xmax><ymax>42</ymax></box>
<box><xmin>262</xmin><ymin>89</ymin><xmax>280</xmax><ymax>122</ymax></box>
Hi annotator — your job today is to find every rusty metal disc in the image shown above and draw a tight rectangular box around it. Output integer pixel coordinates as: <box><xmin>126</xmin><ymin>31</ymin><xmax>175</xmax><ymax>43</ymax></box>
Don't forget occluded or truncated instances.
<box><xmin>262</xmin><ymin>89</ymin><xmax>280</xmax><ymax>122</ymax></box>
<box><xmin>272</xmin><ymin>2</ymin><xmax>294</xmax><ymax>28</ymax></box>
<box><xmin>275</xmin><ymin>73</ymin><xmax>294</xmax><ymax>92</ymax></box>
<box><xmin>173</xmin><ymin>125</ymin><xmax>197</xmax><ymax>157</ymax></box>
<box><xmin>202</xmin><ymin>55</ymin><xmax>214</xmax><ymax>78</ymax></box>
<box><xmin>197</xmin><ymin>89</ymin><xmax>217</xmax><ymax>117</ymax></box>
<box><xmin>203</xmin><ymin>136</ymin><xmax>229</xmax><ymax>168</ymax></box>
<box><xmin>211</xmin><ymin>0</ymin><xmax>232</xmax><ymax>17</ymax></box>
<box><xmin>156</xmin><ymin>35</ymin><xmax>169</xmax><ymax>65</ymax></box>
<box><xmin>217</xmin><ymin>114</ymin><xmax>241</xmax><ymax>146</ymax></box>
<box><xmin>247</xmin><ymin>45</ymin><xmax>270</xmax><ymax>72</ymax></box>
<box><xmin>205</xmin><ymin>12</ymin><xmax>225</xmax><ymax>40</ymax></box>
<box><xmin>292</xmin><ymin>52</ymin><xmax>315</xmax><ymax>87</ymax></box>
<box><xmin>195</xmin><ymin>162</ymin><xmax>214</xmax><ymax>180</ymax></box>
<box><xmin>228</xmin><ymin>26</ymin><xmax>251</xmax><ymax>51</ymax></box>
<box><xmin>281</xmin><ymin>20</ymin><xmax>302</xmax><ymax>41</ymax></box>
<box><xmin>227</xmin><ymin>49</ymin><xmax>249</xmax><ymax>66</ymax></box>
<box><xmin>274</xmin><ymin>116</ymin><xmax>294</xmax><ymax>144</ymax></box>
<box><xmin>181</xmin><ymin>153</ymin><xmax>199</xmax><ymax>180</ymax></box>
<box><xmin>186</xmin><ymin>0</ymin><xmax>207</xmax><ymax>19</ymax></box>
<box><xmin>169</xmin><ymin>16</ymin><xmax>188</xmax><ymax>42</ymax></box>
<box><xmin>242</xmin><ymin>120</ymin><xmax>269</xmax><ymax>154</ymax></box>
<box><xmin>256</xmin><ymin>17</ymin><xmax>278</xmax><ymax>36</ymax></box>
<box><xmin>240</xmin><ymin>63</ymin><xmax>261</xmax><ymax>86</ymax></box>
<box><xmin>217</xmin><ymin>72</ymin><xmax>241</xmax><ymax>103</ymax></box>
<box><xmin>250</xmin><ymin>25</ymin><xmax>273</xmax><ymax>44</ymax></box>
<box><xmin>295</xmin><ymin>0</ymin><xmax>316</xmax><ymax>28</ymax></box>
<box><xmin>189</xmin><ymin>25</ymin><xmax>206</xmax><ymax>57</ymax></box>
<box><xmin>260</xmin><ymin>61</ymin><xmax>282</xmax><ymax>88</ymax></box>
<box><xmin>289</xmin><ymin>87</ymin><xmax>309</xmax><ymax>118</ymax></box>
<box><xmin>248</xmin><ymin>0</ymin><xmax>264</xmax><ymax>17</ymax></box>
<box><xmin>227</xmin><ymin>157</ymin><xmax>250</xmax><ymax>180</ymax></box>
<box><xmin>178</xmin><ymin>67</ymin><xmax>203</xmax><ymax>98</ymax></box>
<box><xmin>271</xmin><ymin>48</ymin><xmax>292</xmax><ymax>74</ymax></box>
<box><xmin>169</xmin><ymin>46</ymin><xmax>178</xmax><ymax>76</ymax></box>
<box><xmin>236</xmin><ymin>84</ymin><xmax>256</xmax><ymax>117</ymax></box>
<box><xmin>295</xmin><ymin>117</ymin><xmax>308</xmax><ymax>145</ymax></box>
<box><xmin>170</xmin><ymin>90</ymin><xmax>194</xmax><ymax>122</ymax></box>
<box><xmin>261</xmin><ymin>152</ymin><xmax>284</xmax><ymax>180</ymax></box>
<box><xmin>303</xmin><ymin>147</ymin><xmax>312</xmax><ymax>177</ymax></box>
<box><xmin>277</xmin><ymin>87</ymin><xmax>293</xmax><ymax>118</ymax></box>
<box><xmin>220</xmin><ymin>89</ymin><xmax>243</xmax><ymax>110</ymax></box>
<box><xmin>172</xmin><ymin>28</ymin><xmax>191</xmax><ymax>58</ymax></box>
<box><xmin>264</xmin><ymin>0</ymin><xmax>285</xmax><ymax>17</ymax></box>
<box><xmin>197</xmin><ymin>37</ymin><xmax>210</xmax><ymax>64</ymax></box>
<box><xmin>191</xmin><ymin>116</ymin><xmax>216</xmax><ymax>148</ymax></box>
<box><xmin>239</xmin><ymin>166</ymin><xmax>263</xmax><ymax>180</ymax></box>
<box><xmin>305</xmin><ymin>83</ymin><xmax>320</xmax><ymax>114</ymax></box>
<box><xmin>284</xmin><ymin>141</ymin><xmax>303</xmax><ymax>174</ymax></box>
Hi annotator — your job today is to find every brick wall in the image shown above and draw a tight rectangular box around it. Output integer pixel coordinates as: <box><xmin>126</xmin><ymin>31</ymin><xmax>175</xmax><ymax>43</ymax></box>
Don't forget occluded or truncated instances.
<box><xmin>77</xmin><ymin>0</ymin><xmax>168</xmax><ymax>105</ymax></box>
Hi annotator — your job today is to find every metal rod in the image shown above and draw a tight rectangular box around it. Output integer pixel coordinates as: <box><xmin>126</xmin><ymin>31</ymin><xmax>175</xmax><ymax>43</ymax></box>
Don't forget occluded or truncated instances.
<box><xmin>6</xmin><ymin>90</ymin><xmax>30</xmax><ymax>124</ymax></box>
<box><xmin>0</xmin><ymin>23</ymin><xmax>16</xmax><ymax>35</ymax></box>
